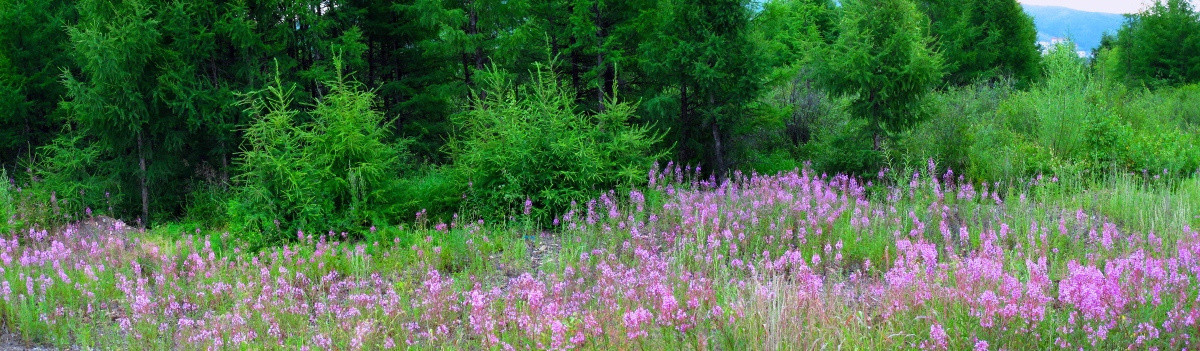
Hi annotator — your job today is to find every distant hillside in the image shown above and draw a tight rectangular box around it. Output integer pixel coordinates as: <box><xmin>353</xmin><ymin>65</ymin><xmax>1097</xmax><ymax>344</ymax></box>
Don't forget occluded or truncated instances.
<box><xmin>1022</xmin><ymin>5</ymin><xmax>1128</xmax><ymax>53</ymax></box>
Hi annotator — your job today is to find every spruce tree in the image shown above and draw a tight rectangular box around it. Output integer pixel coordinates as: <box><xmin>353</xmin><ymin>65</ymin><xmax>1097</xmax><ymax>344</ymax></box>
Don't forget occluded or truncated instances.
<box><xmin>1115</xmin><ymin>0</ymin><xmax>1200</xmax><ymax>88</ymax></box>
<box><xmin>819</xmin><ymin>0</ymin><xmax>944</xmax><ymax>148</ymax></box>
<box><xmin>640</xmin><ymin>0</ymin><xmax>764</xmax><ymax>176</ymax></box>
<box><xmin>0</xmin><ymin>0</ymin><xmax>77</xmax><ymax>168</ymax></box>
<box><xmin>920</xmin><ymin>0</ymin><xmax>1040</xmax><ymax>85</ymax></box>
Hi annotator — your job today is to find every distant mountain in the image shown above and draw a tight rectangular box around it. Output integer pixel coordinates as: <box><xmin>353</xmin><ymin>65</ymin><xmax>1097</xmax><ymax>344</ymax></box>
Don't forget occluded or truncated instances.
<box><xmin>1022</xmin><ymin>5</ymin><xmax>1128</xmax><ymax>53</ymax></box>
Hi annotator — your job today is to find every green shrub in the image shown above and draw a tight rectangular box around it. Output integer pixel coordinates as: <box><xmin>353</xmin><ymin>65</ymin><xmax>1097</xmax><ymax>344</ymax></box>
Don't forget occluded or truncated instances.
<box><xmin>183</xmin><ymin>183</ymin><xmax>229</xmax><ymax>230</ymax></box>
<box><xmin>900</xmin><ymin>80</ymin><xmax>1014</xmax><ymax>173</ymax></box>
<box><xmin>307</xmin><ymin>65</ymin><xmax>410</xmax><ymax>225</ymax></box>
<box><xmin>229</xmin><ymin>61</ymin><xmax>410</xmax><ymax>248</ymax></box>
<box><xmin>1028</xmin><ymin>43</ymin><xmax>1094</xmax><ymax>160</ymax></box>
<box><xmin>27</xmin><ymin>131</ymin><xmax>115</xmax><ymax>226</ymax></box>
<box><xmin>449</xmin><ymin>64</ymin><xmax>665</xmax><ymax>221</ymax></box>
<box><xmin>801</xmin><ymin>105</ymin><xmax>882</xmax><ymax>177</ymax></box>
<box><xmin>1123</xmin><ymin>124</ymin><xmax>1200</xmax><ymax>175</ymax></box>
<box><xmin>1171</xmin><ymin>84</ymin><xmax>1200</xmax><ymax>126</ymax></box>
<box><xmin>0</xmin><ymin>169</ymin><xmax>16</xmax><ymax>233</ymax></box>
<box><xmin>964</xmin><ymin>124</ymin><xmax>1057</xmax><ymax>181</ymax></box>
<box><xmin>744</xmin><ymin>148</ymin><xmax>806</xmax><ymax>175</ymax></box>
<box><xmin>396</xmin><ymin>166</ymin><xmax>466</xmax><ymax>223</ymax></box>
<box><xmin>1081</xmin><ymin>106</ymin><xmax>1129</xmax><ymax>171</ymax></box>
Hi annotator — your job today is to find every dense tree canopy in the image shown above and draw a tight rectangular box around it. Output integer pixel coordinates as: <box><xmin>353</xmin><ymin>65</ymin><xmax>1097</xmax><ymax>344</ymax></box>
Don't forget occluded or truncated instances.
<box><xmin>5</xmin><ymin>0</ymin><xmax>1187</xmax><ymax>232</ymax></box>
<box><xmin>0</xmin><ymin>0</ymin><xmax>76</xmax><ymax>167</ymax></box>
<box><xmin>921</xmin><ymin>0</ymin><xmax>1041</xmax><ymax>85</ymax></box>
<box><xmin>819</xmin><ymin>0</ymin><xmax>944</xmax><ymax>146</ymax></box>
<box><xmin>1115</xmin><ymin>0</ymin><xmax>1200</xmax><ymax>88</ymax></box>
<box><xmin>640</xmin><ymin>0</ymin><xmax>764</xmax><ymax>175</ymax></box>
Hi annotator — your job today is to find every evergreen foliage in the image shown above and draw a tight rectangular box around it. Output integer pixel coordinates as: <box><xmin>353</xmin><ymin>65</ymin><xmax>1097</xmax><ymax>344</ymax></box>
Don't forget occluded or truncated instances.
<box><xmin>450</xmin><ymin>64</ymin><xmax>664</xmax><ymax>220</ymax></box>
<box><xmin>59</xmin><ymin>0</ymin><xmax>167</xmax><ymax>226</ymax></box>
<box><xmin>753</xmin><ymin>0</ymin><xmax>836</xmax><ymax>80</ymax></box>
<box><xmin>818</xmin><ymin>0</ymin><xmax>944</xmax><ymax>148</ymax></box>
<box><xmin>230</xmin><ymin>60</ymin><xmax>409</xmax><ymax>247</ymax></box>
<box><xmin>0</xmin><ymin>0</ymin><xmax>76</xmax><ymax>169</ymax></box>
<box><xmin>640</xmin><ymin>0</ymin><xmax>764</xmax><ymax>175</ymax></box>
<box><xmin>1115</xmin><ymin>0</ymin><xmax>1200</xmax><ymax>88</ymax></box>
<box><xmin>921</xmin><ymin>0</ymin><xmax>1041</xmax><ymax>85</ymax></box>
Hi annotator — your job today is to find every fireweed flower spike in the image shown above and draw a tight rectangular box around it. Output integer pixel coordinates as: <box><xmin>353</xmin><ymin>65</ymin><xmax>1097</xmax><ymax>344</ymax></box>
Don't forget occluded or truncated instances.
<box><xmin>1</xmin><ymin>166</ymin><xmax>1198</xmax><ymax>349</ymax></box>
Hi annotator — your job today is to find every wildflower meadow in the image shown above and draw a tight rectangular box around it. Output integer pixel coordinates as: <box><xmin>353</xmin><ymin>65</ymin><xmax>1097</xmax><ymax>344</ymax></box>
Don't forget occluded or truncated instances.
<box><xmin>7</xmin><ymin>0</ymin><xmax>1200</xmax><ymax>349</ymax></box>
<box><xmin>3</xmin><ymin>163</ymin><xmax>1200</xmax><ymax>349</ymax></box>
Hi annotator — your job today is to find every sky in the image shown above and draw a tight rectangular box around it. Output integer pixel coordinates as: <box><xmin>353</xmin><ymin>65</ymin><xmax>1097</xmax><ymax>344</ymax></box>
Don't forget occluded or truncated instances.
<box><xmin>1017</xmin><ymin>0</ymin><xmax>1194</xmax><ymax>14</ymax></box>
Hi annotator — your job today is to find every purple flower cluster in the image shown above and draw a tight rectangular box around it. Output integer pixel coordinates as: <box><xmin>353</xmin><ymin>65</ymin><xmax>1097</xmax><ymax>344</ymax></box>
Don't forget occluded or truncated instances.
<box><xmin>1</xmin><ymin>164</ymin><xmax>1198</xmax><ymax>349</ymax></box>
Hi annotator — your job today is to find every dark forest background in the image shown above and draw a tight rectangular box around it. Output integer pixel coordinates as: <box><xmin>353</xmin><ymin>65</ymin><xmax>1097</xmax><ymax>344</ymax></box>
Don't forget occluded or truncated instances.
<box><xmin>3</xmin><ymin>0</ymin><xmax>1200</xmax><ymax>248</ymax></box>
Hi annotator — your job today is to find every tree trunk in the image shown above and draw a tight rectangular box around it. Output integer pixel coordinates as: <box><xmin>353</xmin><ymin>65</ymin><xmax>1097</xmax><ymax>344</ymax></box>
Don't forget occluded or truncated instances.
<box><xmin>462</xmin><ymin>51</ymin><xmax>473</xmax><ymax>88</ymax></box>
<box><xmin>462</xmin><ymin>50</ymin><xmax>474</xmax><ymax>88</ymax></box>
<box><xmin>551</xmin><ymin>33</ymin><xmax>559</xmax><ymax>59</ymax></box>
<box><xmin>367</xmin><ymin>40</ymin><xmax>375</xmax><ymax>88</ymax></box>
<box><xmin>570</xmin><ymin>37</ymin><xmax>582</xmax><ymax>100</ymax></box>
<box><xmin>137</xmin><ymin>132</ymin><xmax>149</xmax><ymax>228</ymax></box>
<box><xmin>469</xmin><ymin>1</ymin><xmax>486</xmax><ymax>101</ymax></box>
<box><xmin>470</xmin><ymin>1</ymin><xmax>482</xmax><ymax>71</ymax></box>
<box><xmin>595</xmin><ymin>2</ymin><xmax>605</xmax><ymax>112</ymax></box>
<box><xmin>219</xmin><ymin>139</ymin><xmax>229</xmax><ymax>186</ymax></box>
<box><xmin>709</xmin><ymin>93</ymin><xmax>724</xmax><ymax>180</ymax></box>
<box><xmin>680</xmin><ymin>84</ymin><xmax>690</xmax><ymax>161</ymax></box>
<box><xmin>596</xmin><ymin>51</ymin><xmax>605</xmax><ymax>111</ymax></box>
<box><xmin>462</xmin><ymin>0</ymin><xmax>478</xmax><ymax>107</ymax></box>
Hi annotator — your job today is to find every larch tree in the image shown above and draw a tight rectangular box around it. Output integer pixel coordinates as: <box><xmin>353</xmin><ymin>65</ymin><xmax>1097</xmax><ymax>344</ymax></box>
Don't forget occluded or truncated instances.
<box><xmin>1115</xmin><ymin>0</ymin><xmax>1200</xmax><ymax>88</ymax></box>
<box><xmin>60</xmin><ymin>0</ymin><xmax>164</xmax><ymax>225</ymax></box>
<box><xmin>0</xmin><ymin>0</ymin><xmax>77</xmax><ymax>169</ymax></box>
<box><xmin>640</xmin><ymin>0</ymin><xmax>764</xmax><ymax>177</ymax></box>
<box><xmin>819</xmin><ymin>0</ymin><xmax>944</xmax><ymax>149</ymax></box>
<box><xmin>920</xmin><ymin>0</ymin><xmax>1040</xmax><ymax>85</ymax></box>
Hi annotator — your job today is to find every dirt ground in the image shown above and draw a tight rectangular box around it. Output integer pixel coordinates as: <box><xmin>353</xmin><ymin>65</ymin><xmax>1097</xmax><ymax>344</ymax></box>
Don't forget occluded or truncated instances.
<box><xmin>0</xmin><ymin>330</ymin><xmax>57</xmax><ymax>351</ymax></box>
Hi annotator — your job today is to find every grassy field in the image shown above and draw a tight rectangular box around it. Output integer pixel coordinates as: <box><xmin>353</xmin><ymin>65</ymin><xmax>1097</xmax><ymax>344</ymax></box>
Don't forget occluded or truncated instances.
<box><xmin>2</xmin><ymin>164</ymin><xmax>1200</xmax><ymax>349</ymax></box>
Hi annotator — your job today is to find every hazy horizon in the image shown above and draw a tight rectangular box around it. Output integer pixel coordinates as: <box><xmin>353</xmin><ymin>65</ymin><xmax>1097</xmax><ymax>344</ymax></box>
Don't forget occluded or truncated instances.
<box><xmin>1018</xmin><ymin>0</ymin><xmax>1200</xmax><ymax>14</ymax></box>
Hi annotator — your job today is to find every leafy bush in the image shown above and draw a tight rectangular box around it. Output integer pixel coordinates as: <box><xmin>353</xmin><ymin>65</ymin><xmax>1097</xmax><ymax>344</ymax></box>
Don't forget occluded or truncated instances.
<box><xmin>801</xmin><ymin>103</ymin><xmax>882</xmax><ymax>177</ymax></box>
<box><xmin>1170</xmin><ymin>84</ymin><xmax>1200</xmax><ymax>126</ymax></box>
<box><xmin>26</xmin><ymin>131</ymin><xmax>115</xmax><ymax>226</ymax></box>
<box><xmin>1025</xmin><ymin>43</ymin><xmax>1095</xmax><ymax>160</ymax></box>
<box><xmin>183</xmin><ymin>183</ymin><xmax>229</xmax><ymax>229</ymax></box>
<box><xmin>395</xmin><ymin>166</ymin><xmax>465</xmax><ymax>223</ymax></box>
<box><xmin>900</xmin><ymin>80</ymin><xmax>1015</xmax><ymax>173</ymax></box>
<box><xmin>0</xmin><ymin>169</ymin><xmax>16</xmax><ymax>233</ymax></box>
<box><xmin>449</xmin><ymin>65</ymin><xmax>665</xmax><ymax>220</ymax></box>
<box><xmin>229</xmin><ymin>62</ymin><xmax>409</xmax><ymax>247</ymax></box>
<box><xmin>804</xmin><ymin>39</ymin><xmax>1200</xmax><ymax>183</ymax></box>
<box><xmin>1081</xmin><ymin>106</ymin><xmax>1129</xmax><ymax>170</ymax></box>
<box><xmin>964</xmin><ymin>124</ymin><xmax>1058</xmax><ymax>181</ymax></box>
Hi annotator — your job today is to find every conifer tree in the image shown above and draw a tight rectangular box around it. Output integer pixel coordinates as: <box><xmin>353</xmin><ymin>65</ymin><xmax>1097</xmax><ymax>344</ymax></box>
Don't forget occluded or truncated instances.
<box><xmin>640</xmin><ymin>0</ymin><xmax>764</xmax><ymax>176</ymax></box>
<box><xmin>752</xmin><ymin>0</ymin><xmax>837</xmax><ymax>81</ymax></box>
<box><xmin>1115</xmin><ymin>0</ymin><xmax>1200</xmax><ymax>87</ymax></box>
<box><xmin>920</xmin><ymin>0</ymin><xmax>1040</xmax><ymax>85</ymax></box>
<box><xmin>56</xmin><ymin>0</ymin><xmax>244</xmax><ymax>224</ymax></box>
<box><xmin>819</xmin><ymin>0</ymin><xmax>943</xmax><ymax>148</ymax></box>
<box><xmin>60</xmin><ymin>0</ymin><xmax>164</xmax><ymax>225</ymax></box>
<box><xmin>0</xmin><ymin>0</ymin><xmax>77</xmax><ymax>168</ymax></box>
